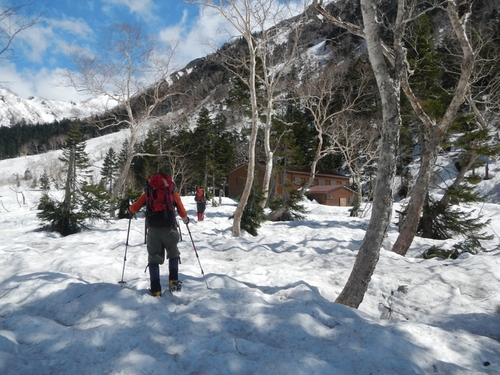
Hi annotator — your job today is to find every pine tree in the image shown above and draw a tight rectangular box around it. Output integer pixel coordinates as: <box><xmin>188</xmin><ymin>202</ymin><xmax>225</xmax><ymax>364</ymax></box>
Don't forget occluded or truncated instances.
<box><xmin>212</xmin><ymin>113</ymin><xmax>236</xmax><ymax>192</ymax></box>
<box><xmin>193</xmin><ymin>107</ymin><xmax>215</xmax><ymax>187</ymax></box>
<box><xmin>101</xmin><ymin>147</ymin><xmax>118</xmax><ymax>193</ymax></box>
<box><xmin>233</xmin><ymin>184</ymin><xmax>267</xmax><ymax>236</ymax></box>
<box><xmin>268</xmin><ymin>188</ymin><xmax>308</xmax><ymax>222</ymax></box>
<box><xmin>37</xmin><ymin>125</ymin><xmax>110</xmax><ymax>235</ymax></box>
<box><xmin>117</xmin><ymin>139</ymin><xmax>130</xmax><ymax>175</ymax></box>
<box><xmin>136</xmin><ymin>128</ymin><xmax>162</xmax><ymax>178</ymax></box>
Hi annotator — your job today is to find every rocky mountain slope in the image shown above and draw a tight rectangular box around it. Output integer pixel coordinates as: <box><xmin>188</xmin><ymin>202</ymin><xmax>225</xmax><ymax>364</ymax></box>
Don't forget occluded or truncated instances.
<box><xmin>0</xmin><ymin>86</ymin><xmax>99</xmax><ymax>127</ymax></box>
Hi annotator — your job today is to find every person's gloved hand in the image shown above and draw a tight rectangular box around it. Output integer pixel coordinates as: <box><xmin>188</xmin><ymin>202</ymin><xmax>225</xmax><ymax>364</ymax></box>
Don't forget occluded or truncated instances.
<box><xmin>182</xmin><ymin>216</ymin><xmax>190</xmax><ymax>225</ymax></box>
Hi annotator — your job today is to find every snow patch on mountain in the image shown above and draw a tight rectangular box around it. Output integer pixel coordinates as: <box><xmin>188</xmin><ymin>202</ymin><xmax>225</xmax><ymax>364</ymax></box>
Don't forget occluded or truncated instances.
<box><xmin>0</xmin><ymin>86</ymin><xmax>101</xmax><ymax>127</ymax></box>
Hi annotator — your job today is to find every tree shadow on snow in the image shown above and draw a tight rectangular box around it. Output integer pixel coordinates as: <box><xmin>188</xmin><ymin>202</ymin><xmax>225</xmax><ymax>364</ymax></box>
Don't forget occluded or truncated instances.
<box><xmin>431</xmin><ymin>312</ymin><xmax>500</xmax><ymax>342</ymax></box>
<box><xmin>1</xmin><ymin>271</ymin><xmax>497</xmax><ymax>375</ymax></box>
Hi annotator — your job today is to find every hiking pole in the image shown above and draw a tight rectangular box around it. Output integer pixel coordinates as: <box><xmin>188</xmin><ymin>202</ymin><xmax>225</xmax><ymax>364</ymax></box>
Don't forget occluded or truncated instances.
<box><xmin>185</xmin><ymin>223</ymin><xmax>210</xmax><ymax>289</ymax></box>
<box><xmin>119</xmin><ymin>216</ymin><xmax>132</xmax><ymax>285</ymax></box>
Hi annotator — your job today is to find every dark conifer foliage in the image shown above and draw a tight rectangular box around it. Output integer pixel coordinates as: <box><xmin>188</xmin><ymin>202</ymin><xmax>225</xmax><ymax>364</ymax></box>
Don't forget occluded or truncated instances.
<box><xmin>101</xmin><ymin>147</ymin><xmax>119</xmax><ymax>193</ymax></box>
<box><xmin>0</xmin><ymin>118</ymin><xmax>123</xmax><ymax>160</ymax></box>
<box><xmin>37</xmin><ymin>125</ymin><xmax>110</xmax><ymax>236</ymax></box>
<box><xmin>232</xmin><ymin>184</ymin><xmax>267</xmax><ymax>236</ymax></box>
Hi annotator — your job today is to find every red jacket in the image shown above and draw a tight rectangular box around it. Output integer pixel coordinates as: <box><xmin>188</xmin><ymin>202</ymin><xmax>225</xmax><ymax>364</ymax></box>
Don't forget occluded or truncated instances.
<box><xmin>130</xmin><ymin>191</ymin><xmax>187</xmax><ymax>219</ymax></box>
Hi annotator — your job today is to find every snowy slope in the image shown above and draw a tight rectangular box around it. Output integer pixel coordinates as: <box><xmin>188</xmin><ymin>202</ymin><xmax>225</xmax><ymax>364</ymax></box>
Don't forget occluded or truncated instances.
<box><xmin>0</xmin><ymin>133</ymin><xmax>499</xmax><ymax>374</ymax></box>
<box><xmin>0</xmin><ymin>192</ymin><xmax>499</xmax><ymax>375</ymax></box>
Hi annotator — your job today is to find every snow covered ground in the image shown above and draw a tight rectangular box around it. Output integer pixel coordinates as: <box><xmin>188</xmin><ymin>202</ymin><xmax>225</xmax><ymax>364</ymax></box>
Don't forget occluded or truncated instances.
<box><xmin>0</xmin><ymin>139</ymin><xmax>499</xmax><ymax>374</ymax></box>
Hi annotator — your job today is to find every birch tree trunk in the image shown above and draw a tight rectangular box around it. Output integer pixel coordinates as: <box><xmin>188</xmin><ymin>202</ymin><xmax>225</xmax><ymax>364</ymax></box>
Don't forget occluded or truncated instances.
<box><xmin>232</xmin><ymin>38</ymin><xmax>259</xmax><ymax>237</ymax></box>
<box><xmin>392</xmin><ymin>1</ymin><xmax>474</xmax><ymax>255</ymax></box>
<box><xmin>335</xmin><ymin>0</ymin><xmax>405</xmax><ymax>308</ymax></box>
<box><xmin>185</xmin><ymin>0</ymin><xmax>260</xmax><ymax>237</ymax></box>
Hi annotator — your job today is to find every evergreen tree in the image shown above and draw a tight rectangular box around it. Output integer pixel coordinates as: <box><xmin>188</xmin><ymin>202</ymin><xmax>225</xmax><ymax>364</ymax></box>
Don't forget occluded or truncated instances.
<box><xmin>117</xmin><ymin>139</ymin><xmax>130</xmax><ymax>173</ymax></box>
<box><xmin>101</xmin><ymin>147</ymin><xmax>118</xmax><ymax>193</ymax></box>
<box><xmin>418</xmin><ymin>194</ymin><xmax>493</xmax><ymax>246</ymax></box>
<box><xmin>189</xmin><ymin>109</ymin><xmax>238</xmax><ymax>197</ymax></box>
<box><xmin>233</xmin><ymin>184</ymin><xmax>267</xmax><ymax>236</ymax></box>
<box><xmin>212</xmin><ymin>113</ymin><xmax>236</xmax><ymax>191</ymax></box>
<box><xmin>268</xmin><ymin>188</ymin><xmax>308</xmax><ymax>222</ymax></box>
<box><xmin>79</xmin><ymin>183</ymin><xmax>111</xmax><ymax>223</ymax></box>
<box><xmin>133</xmin><ymin>128</ymin><xmax>162</xmax><ymax>180</ymax></box>
<box><xmin>193</xmin><ymin>107</ymin><xmax>215</xmax><ymax>186</ymax></box>
<box><xmin>59</xmin><ymin>124</ymin><xmax>92</xmax><ymax>190</ymax></box>
<box><xmin>37</xmin><ymin>125</ymin><xmax>110</xmax><ymax>236</ymax></box>
<box><xmin>40</xmin><ymin>170</ymin><xmax>50</xmax><ymax>191</ymax></box>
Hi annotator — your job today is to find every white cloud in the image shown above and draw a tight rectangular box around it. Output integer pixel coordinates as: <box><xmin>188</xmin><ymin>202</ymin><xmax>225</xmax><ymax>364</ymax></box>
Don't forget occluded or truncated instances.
<box><xmin>48</xmin><ymin>17</ymin><xmax>94</xmax><ymax>39</ymax></box>
<box><xmin>14</xmin><ymin>15</ymin><xmax>94</xmax><ymax>65</ymax></box>
<box><xmin>16</xmin><ymin>24</ymin><xmax>53</xmax><ymax>63</ymax></box>
<box><xmin>1</xmin><ymin>0</ymin><xmax>310</xmax><ymax>102</ymax></box>
<box><xmin>159</xmin><ymin>6</ymin><xmax>235</xmax><ymax>68</ymax></box>
<box><xmin>161</xmin><ymin>1</ymin><xmax>309</xmax><ymax>69</ymax></box>
<box><xmin>0</xmin><ymin>62</ymin><xmax>35</xmax><ymax>98</ymax></box>
<box><xmin>102</xmin><ymin>0</ymin><xmax>156</xmax><ymax>20</ymax></box>
<box><xmin>0</xmin><ymin>62</ymin><xmax>92</xmax><ymax>102</ymax></box>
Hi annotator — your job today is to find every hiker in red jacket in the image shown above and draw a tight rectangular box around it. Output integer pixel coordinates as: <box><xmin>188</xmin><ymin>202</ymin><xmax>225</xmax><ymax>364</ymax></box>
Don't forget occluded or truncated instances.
<box><xmin>194</xmin><ymin>186</ymin><xmax>207</xmax><ymax>221</ymax></box>
<box><xmin>129</xmin><ymin>174</ymin><xmax>189</xmax><ymax>296</ymax></box>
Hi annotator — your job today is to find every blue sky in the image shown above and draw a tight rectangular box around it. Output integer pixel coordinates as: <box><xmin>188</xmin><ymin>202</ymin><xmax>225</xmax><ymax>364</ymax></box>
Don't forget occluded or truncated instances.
<box><xmin>1</xmin><ymin>0</ymin><xmax>309</xmax><ymax>102</ymax></box>
<box><xmin>0</xmin><ymin>0</ymin><xmax>220</xmax><ymax>101</ymax></box>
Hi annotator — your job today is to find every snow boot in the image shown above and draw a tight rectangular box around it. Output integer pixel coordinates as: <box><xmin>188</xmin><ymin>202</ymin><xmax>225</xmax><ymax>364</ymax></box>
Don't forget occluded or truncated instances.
<box><xmin>169</xmin><ymin>280</ymin><xmax>182</xmax><ymax>293</ymax></box>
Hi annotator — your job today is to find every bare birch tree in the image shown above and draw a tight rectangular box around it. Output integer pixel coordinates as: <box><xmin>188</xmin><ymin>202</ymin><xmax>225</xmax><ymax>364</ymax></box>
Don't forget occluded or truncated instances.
<box><xmin>296</xmin><ymin>60</ymin><xmax>375</xmax><ymax>211</ymax></box>
<box><xmin>250</xmin><ymin>3</ymin><xmax>307</xmax><ymax>209</ymax></box>
<box><xmin>392</xmin><ymin>1</ymin><xmax>475</xmax><ymax>255</ymax></box>
<box><xmin>314</xmin><ymin>0</ymin><xmax>406</xmax><ymax>308</ymax></box>
<box><xmin>183</xmin><ymin>0</ymin><xmax>259</xmax><ymax>236</ymax></box>
<box><xmin>314</xmin><ymin>1</ymin><xmax>479</xmax><ymax>309</ymax></box>
<box><xmin>184</xmin><ymin>0</ymin><xmax>304</xmax><ymax>235</ymax></box>
<box><xmin>64</xmin><ymin>23</ymin><xmax>181</xmax><ymax>215</ymax></box>
<box><xmin>326</xmin><ymin>113</ymin><xmax>381</xmax><ymax>217</ymax></box>
<box><xmin>419</xmin><ymin>23</ymin><xmax>500</xmax><ymax>237</ymax></box>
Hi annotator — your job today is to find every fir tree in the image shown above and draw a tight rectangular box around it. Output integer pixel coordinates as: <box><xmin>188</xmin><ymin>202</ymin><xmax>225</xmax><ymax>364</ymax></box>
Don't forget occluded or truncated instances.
<box><xmin>268</xmin><ymin>188</ymin><xmax>308</xmax><ymax>222</ymax></box>
<box><xmin>37</xmin><ymin>125</ymin><xmax>110</xmax><ymax>236</ymax></box>
<box><xmin>117</xmin><ymin>139</ymin><xmax>130</xmax><ymax>173</ymax></box>
<box><xmin>212</xmin><ymin>113</ymin><xmax>236</xmax><ymax>192</ymax></box>
<box><xmin>231</xmin><ymin>184</ymin><xmax>267</xmax><ymax>236</ymax></box>
<box><xmin>193</xmin><ymin>107</ymin><xmax>215</xmax><ymax>186</ymax></box>
<box><xmin>101</xmin><ymin>147</ymin><xmax>118</xmax><ymax>193</ymax></box>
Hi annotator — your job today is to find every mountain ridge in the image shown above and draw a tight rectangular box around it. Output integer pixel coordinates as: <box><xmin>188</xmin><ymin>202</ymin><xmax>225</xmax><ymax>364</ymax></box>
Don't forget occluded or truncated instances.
<box><xmin>0</xmin><ymin>86</ymin><xmax>101</xmax><ymax>127</ymax></box>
